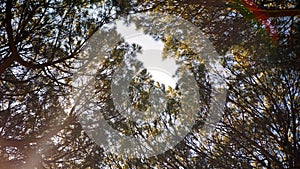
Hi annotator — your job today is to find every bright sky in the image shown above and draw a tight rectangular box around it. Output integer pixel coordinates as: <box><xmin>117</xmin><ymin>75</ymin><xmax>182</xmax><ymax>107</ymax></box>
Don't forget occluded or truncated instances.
<box><xmin>116</xmin><ymin>20</ymin><xmax>178</xmax><ymax>88</ymax></box>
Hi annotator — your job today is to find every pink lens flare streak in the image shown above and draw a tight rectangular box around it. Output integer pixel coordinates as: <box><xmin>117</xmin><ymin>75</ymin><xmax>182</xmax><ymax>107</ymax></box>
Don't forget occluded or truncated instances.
<box><xmin>240</xmin><ymin>0</ymin><xmax>278</xmax><ymax>43</ymax></box>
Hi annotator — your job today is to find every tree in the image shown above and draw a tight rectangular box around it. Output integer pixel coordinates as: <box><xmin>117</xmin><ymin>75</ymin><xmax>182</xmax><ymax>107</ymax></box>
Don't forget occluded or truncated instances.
<box><xmin>0</xmin><ymin>0</ymin><xmax>114</xmax><ymax>168</ymax></box>
<box><xmin>208</xmin><ymin>45</ymin><xmax>300</xmax><ymax>168</ymax></box>
<box><xmin>1</xmin><ymin>0</ymin><xmax>299</xmax><ymax>168</ymax></box>
<box><xmin>112</xmin><ymin>0</ymin><xmax>300</xmax><ymax>168</ymax></box>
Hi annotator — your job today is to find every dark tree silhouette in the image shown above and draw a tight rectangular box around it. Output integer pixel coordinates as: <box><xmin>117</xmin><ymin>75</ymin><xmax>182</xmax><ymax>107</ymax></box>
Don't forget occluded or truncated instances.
<box><xmin>0</xmin><ymin>0</ymin><xmax>299</xmax><ymax>168</ymax></box>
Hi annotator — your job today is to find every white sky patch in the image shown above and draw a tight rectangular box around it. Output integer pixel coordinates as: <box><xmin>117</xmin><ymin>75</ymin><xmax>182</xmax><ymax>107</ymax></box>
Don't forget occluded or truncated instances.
<box><xmin>116</xmin><ymin>20</ymin><xmax>178</xmax><ymax>88</ymax></box>
<box><xmin>147</xmin><ymin>67</ymin><xmax>177</xmax><ymax>88</ymax></box>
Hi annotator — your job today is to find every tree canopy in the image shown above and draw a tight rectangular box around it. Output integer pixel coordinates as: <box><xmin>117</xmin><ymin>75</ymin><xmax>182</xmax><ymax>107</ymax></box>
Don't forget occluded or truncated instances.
<box><xmin>0</xmin><ymin>0</ymin><xmax>299</xmax><ymax>168</ymax></box>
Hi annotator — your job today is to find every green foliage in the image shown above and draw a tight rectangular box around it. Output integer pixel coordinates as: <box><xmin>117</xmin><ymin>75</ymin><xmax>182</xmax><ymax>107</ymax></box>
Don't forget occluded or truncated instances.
<box><xmin>1</xmin><ymin>0</ymin><xmax>299</xmax><ymax>168</ymax></box>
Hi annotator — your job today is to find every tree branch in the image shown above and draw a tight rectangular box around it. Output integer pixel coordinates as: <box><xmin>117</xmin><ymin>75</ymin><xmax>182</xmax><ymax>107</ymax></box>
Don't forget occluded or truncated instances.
<box><xmin>247</xmin><ymin>7</ymin><xmax>300</xmax><ymax>17</ymax></box>
<box><xmin>184</xmin><ymin>0</ymin><xmax>300</xmax><ymax>17</ymax></box>
<box><xmin>1</xmin><ymin>0</ymin><xmax>18</xmax><ymax>74</ymax></box>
